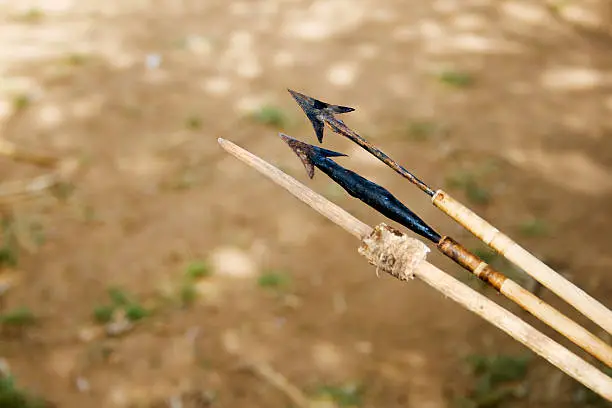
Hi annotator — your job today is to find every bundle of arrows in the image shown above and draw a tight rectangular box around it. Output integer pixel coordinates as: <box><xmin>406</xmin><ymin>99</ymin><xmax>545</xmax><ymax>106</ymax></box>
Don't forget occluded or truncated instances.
<box><xmin>219</xmin><ymin>89</ymin><xmax>612</xmax><ymax>401</ymax></box>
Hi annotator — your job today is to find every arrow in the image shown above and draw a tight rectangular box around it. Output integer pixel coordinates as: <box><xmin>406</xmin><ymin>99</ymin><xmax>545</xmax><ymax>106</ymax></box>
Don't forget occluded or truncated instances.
<box><xmin>287</xmin><ymin>89</ymin><xmax>612</xmax><ymax>336</ymax></box>
<box><xmin>279</xmin><ymin>133</ymin><xmax>612</xmax><ymax>368</ymax></box>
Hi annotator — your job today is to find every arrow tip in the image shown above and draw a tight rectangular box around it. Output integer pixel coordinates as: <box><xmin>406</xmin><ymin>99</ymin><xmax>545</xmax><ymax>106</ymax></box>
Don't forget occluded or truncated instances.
<box><xmin>278</xmin><ymin>133</ymin><xmax>347</xmax><ymax>178</ymax></box>
<box><xmin>287</xmin><ymin>89</ymin><xmax>356</xmax><ymax>143</ymax></box>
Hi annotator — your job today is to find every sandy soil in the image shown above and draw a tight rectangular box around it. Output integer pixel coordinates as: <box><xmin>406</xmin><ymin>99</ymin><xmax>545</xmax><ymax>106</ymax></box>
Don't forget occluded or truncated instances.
<box><xmin>1</xmin><ymin>1</ymin><xmax>611</xmax><ymax>407</ymax></box>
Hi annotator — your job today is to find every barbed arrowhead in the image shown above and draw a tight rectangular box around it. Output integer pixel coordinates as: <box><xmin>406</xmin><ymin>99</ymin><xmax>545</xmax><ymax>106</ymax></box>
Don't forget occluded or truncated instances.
<box><xmin>287</xmin><ymin>89</ymin><xmax>354</xmax><ymax>143</ymax></box>
<box><xmin>278</xmin><ymin>133</ymin><xmax>347</xmax><ymax>178</ymax></box>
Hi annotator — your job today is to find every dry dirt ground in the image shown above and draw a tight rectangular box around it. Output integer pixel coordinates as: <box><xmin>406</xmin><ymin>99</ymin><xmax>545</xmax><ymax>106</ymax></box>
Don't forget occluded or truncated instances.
<box><xmin>1</xmin><ymin>1</ymin><xmax>612</xmax><ymax>407</ymax></box>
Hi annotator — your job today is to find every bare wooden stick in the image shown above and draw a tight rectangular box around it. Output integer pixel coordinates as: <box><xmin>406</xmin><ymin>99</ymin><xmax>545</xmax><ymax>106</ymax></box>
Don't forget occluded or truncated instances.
<box><xmin>433</xmin><ymin>190</ymin><xmax>612</xmax><ymax>335</ymax></box>
<box><xmin>0</xmin><ymin>138</ymin><xmax>58</xmax><ymax>168</ymax></box>
<box><xmin>0</xmin><ymin>157</ymin><xmax>79</xmax><ymax>207</ymax></box>
<box><xmin>218</xmin><ymin>138</ymin><xmax>612</xmax><ymax>401</ymax></box>
<box><xmin>244</xmin><ymin>359</ymin><xmax>311</xmax><ymax>408</ymax></box>
<box><xmin>0</xmin><ymin>173</ymin><xmax>62</xmax><ymax>201</ymax></box>
<box><xmin>218</xmin><ymin>139</ymin><xmax>370</xmax><ymax>239</ymax></box>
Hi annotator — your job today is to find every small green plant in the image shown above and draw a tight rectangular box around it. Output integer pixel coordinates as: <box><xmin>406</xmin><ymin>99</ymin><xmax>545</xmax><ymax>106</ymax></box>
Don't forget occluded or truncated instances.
<box><xmin>179</xmin><ymin>282</ymin><xmax>198</xmax><ymax>306</ymax></box>
<box><xmin>252</xmin><ymin>105</ymin><xmax>288</xmax><ymax>128</ymax></box>
<box><xmin>467</xmin><ymin>354</ymin><xmax>530</xmax><ymax>383</ymax></box>
<box><xmin>0</xmin><ymin>307</ymin><xmax>36</xmax><ymax>327</ymax></box>
<box><xmin>465</xmin><ymin>183</ymin><xmax>490</xmax><ymax>205</ymax></box>
<box><xmin>438</xmin><ymin>70</ymin><xmax>474</xmax><ymax>88</ymax></box>
<box><xmin>0</xmin><ymin>375</ymin><xmax>47</xmax><ymax>408</ymax></box>
<box><xmin>82</xmin><ymin>205</ymin><xmax>97</xmax><ymax>223</ymax></box>
<box><xmin>92</xmin><ymin>305</ymin><xmax>115</xmax><ymax>324</ymax></box>
<box><xmin>0</xmin><ymin>247</ymin><xmax>18</xmax><ymax>268</ymax></box>
<box><xmin>28</xmin><ymin>222</ymin><xmax>45</xmax><ymax>247</ymax></box>
<box><xmin>518</xmin><ymin>218</ymin><xmax>548</xmax><ymax>237</ymax></box>
<box><xmin>49</xmin><ymin>181</ymin><xmax>76</xmax><ymax>201</ymax></box>
<box><xmin>185</xmin><ymin>261</ymin><xmax>211</xmax><ymax>279</ymax></box>
<box><xmin>124</xmin><ymin>303</ymin><xmax>149</xmax><ymax>321</ymax></box>
<box><xmin>0</xmin><ymin>218</ymin><xmax>18</xmax><ymax>267</ymax></box>
<box><xmin>406</xmin><ymin>120</ymin><xmax>439</xmax><ymax>142</ymax></box>
<box><xmin>456</xmin><ymin>354</ymin><xmax>531</xmax><ymax>408</ymax></box>
<box><xmin>185</xmin><ymin>115</ymin><xmax>203</xmax><ymax>130</ymax></box>
<box><xmin>168</xmin><ymin>172</ymin><xmax>196</xmax><ymax>191</ymax></box>
<box><xmin>14</xmin><ymin>8</ymin><xmax>44</xmax><ymax>24</ymax></box>
<box><xmin>93</xmin><ymin>287</ymin><xmax>149</xmax><ymax>323</ymax></box>
<box><xmin>547</xmin><ymin>0</ymin><xmax>572</xmax><ymax>15</ymax></box>
<box><xmin>107</xmin><ymin>287</ymin><xmax>132</xmax><ymax>306</ymax></box>
<box><xmin>446</xmin><ymin>172</ymin><xmax>491</xmax><ymax>205</ymax></box>
<box><xmin>257</xmin><ymin>270</ymin><xmax>291</xmax><ymax>290</ymax></box>
<box><xmin>471</xmin><ymin>247</ymin><xmax>498</xmax><ymax>265</ymax></box>
<box><xmin>174</xmin><ymin>260</ymin><xmax>212</xmax><ymax>307</ymax></box>
<box><xmin>314</xmin><ymin>383</ymin><xmax>364</xmax><ymax>407</ymax></box>
<box><xmin>64</xmin><ymin>53</ymin><xmax>88</xmax><ymax>66</ymax></box>
<box><xmin>11</xmin><ymin>94</ymin><xmax>31</xmax><ymax>112</ymax></box>
<box><xmin>445</xmin><ymin>171</ymin><xmax>471</xmax><ymax>189</ymax></box>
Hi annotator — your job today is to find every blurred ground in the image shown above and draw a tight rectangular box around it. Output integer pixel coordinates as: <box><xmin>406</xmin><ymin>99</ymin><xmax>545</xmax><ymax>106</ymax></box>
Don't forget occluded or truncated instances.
<box><xmin>1</xmin><ymin>0</ymin><xmax>612</xmax><ymax>407</ymax></box>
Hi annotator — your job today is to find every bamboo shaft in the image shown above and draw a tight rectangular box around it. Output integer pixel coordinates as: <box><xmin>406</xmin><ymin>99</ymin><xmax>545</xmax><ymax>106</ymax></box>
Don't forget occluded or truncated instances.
<box><xmin>0</xmin><ymin>173</ymin><xmax>59</xmax><ymax>200</ymax></box>
<box><xmin>415</xmin><ymin>262</ymin><xmax>612</xmax><ymax>401</ymax></box>
<box><xmin>432</xmin><ymin>189</ymin><xmax>612</xmax><ymax>335</ymax></box>
<box><xmin>500</xmin><ymin>279</ymin><xmax>612</xmax><ymax>367</ymax></box>
<box><xmin>218</xmin><ymin>138</ymin><xmax>612</xmax><ymax>401</ymax></box>
<box><xmin>218</xmin><ymin>138</ymin><xmax>370</xmax><ymax>239</ymax></box>
<box><xmin>438</xmin><ymin>237</ymin><xmax>612</xmax><ymax>367</ymax></box>
<box><xmin>0</xmin><ymin>139</ymin><xmax>57</xmax><ymax>167</ymax></box>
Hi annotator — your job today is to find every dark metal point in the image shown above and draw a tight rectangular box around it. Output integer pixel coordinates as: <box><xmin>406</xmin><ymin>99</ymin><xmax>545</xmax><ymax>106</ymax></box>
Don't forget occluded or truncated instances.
<box><xmin>287</xmin><ymin>88</ymin><xmax>435</xmax><ymax>197</ymax></box>
<box><xmin>278</xmin><ymin>133</ymin><xmax>347</xmax><ymax>179</ymax></box>
<box><xmin>287</xmin><ymin>89</ymin><xmax>355</xmax><ymax>143</ymax></box>
<box><xmin>279</xmin><ymin>133</ymin><xmax>440</xmax><ymax>243</ymax></box>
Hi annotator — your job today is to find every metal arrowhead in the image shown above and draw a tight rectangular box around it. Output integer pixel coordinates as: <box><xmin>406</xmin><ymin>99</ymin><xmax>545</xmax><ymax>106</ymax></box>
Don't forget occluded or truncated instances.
<box><xmin>278</xmin><ymin>133</ymin><xmax>347</xmax><ymax>178</ymax></box>
<box><xmin>287</xmin><ymin>89</ymin><xmax>355</xmax><ymax>142</ymax></box>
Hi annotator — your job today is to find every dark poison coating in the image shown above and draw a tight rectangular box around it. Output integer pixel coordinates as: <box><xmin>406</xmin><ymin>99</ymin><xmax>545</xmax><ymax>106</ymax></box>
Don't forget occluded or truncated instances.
<box><xmin>279</xmin><ymin>133</ymin><xmax>441</xmax><ymax>243</ymax></box>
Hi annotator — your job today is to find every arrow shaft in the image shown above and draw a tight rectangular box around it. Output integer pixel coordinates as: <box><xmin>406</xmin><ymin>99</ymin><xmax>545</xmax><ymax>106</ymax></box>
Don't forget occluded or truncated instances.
<box><xmin>322</xmin><ymin>114</ymin><xmax>435</xmax><ymax>196</ymax></box>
